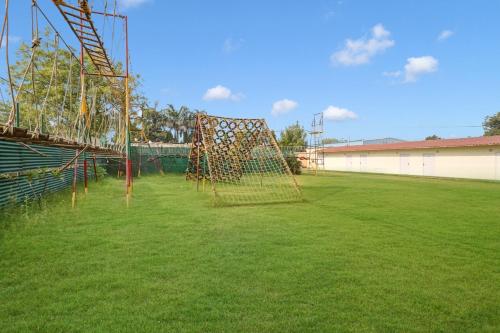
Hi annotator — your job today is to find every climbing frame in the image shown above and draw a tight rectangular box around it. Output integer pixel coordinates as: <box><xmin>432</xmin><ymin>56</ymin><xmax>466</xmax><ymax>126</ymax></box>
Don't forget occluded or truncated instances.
<box><xmin>187</xmin><ymin>113</ymin><xmax>301</xmax><ymax>205</ymax></box>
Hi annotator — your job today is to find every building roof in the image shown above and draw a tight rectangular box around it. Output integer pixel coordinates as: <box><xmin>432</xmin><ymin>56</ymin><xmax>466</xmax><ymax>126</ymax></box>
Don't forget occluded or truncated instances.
<box><xmin>322</xmin><ymin>135</ymin><xmax>500</xmax><ymax>153</ymax></box>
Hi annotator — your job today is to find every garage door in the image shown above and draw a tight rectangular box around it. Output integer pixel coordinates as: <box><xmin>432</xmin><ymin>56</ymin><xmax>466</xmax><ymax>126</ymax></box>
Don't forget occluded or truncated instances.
<box><xmin>360</xmin><ymin>154</ymin><xmax>368</xmax><ymax>172</ymax></box>
<box><xmin>346</xmin><ymin>155</ymin><xmax>353</xmax><ymax>171</ymax></box>
<box><xmin>399</xmin><ymin>154</ymin><xmax>410</xmax><ymax>174</ymax></box>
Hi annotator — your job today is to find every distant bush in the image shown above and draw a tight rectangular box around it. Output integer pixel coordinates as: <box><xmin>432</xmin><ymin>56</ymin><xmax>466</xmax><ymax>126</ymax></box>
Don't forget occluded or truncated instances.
<box><xmin>96</xmin><ymin>165</ymin><xmax>107</xmax><ymax>179</ymax></box>
<box><xmin>285</xmin><ymin>156</ymin><xmax>302</xmax><ymax>175</ymax></box>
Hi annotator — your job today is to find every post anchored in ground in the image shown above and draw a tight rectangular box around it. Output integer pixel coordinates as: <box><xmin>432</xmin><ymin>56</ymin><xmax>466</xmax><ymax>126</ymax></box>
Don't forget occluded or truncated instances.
<box><xmin>84</xmin><ymin>157</ymin><xmax>88</xmax><ymax>194</ymax></box>
<box><xmin>92</xmin><ymin>155</ymin><xmax>98</xmax><ymax>182</ymax></box>
<box><xmin>72</xmin><ymin>149</ymin><xmax>79</xmax><ymax>208</ymax></box>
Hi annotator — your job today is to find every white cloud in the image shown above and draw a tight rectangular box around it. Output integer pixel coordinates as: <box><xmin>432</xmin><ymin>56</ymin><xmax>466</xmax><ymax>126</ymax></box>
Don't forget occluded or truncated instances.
<box><xmin>404</xmin><ymin>56</ymin><xmax>438</xmax><ymax>82</ymax></box>
<box><xmin>223</xmin><ymin>38</ymin><xmax>244</xmax><ymax>53</ymax></box>
<box><xmin>118</xmin><ymin>0</ymin><xmax>151</xmax><ymax>9</ymax></box>
<box><xmin>271</xmin><ymin>99</ymin><xmax>298</xmax><ymax>116</ymax></box>
<box><xmin>323</xmin><ymin>105</ymin><xmax>358</xmax><ymax>121</ymax></box>
<box><xmin>203</xmin><ymin>85</ymin><xmax>243</xmax><ymax>101</ymax></box>
<box><xmin>437</xmin><ymin>30</ymin><xmax>454</xmax><ymax>41</ymax></box>
<box><xmin>331</xmin><ymin>23</ymin><xmax>395</xmax><ymax>66</ymax></box>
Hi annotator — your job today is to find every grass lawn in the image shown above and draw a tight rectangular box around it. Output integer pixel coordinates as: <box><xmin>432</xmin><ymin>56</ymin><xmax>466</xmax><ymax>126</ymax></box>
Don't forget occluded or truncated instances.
<box><xmin>1</xmin><ymin>172</ymin><xmax>499</xmax><ymax>332</ymax></box>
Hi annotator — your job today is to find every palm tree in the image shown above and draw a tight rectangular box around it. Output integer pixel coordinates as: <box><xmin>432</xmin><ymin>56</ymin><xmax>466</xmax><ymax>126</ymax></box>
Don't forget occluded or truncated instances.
<box><xmin>178</xmin><ymin>106</ymin><xmax>195</xmax><ymax>143</ymax></box>
<box><xmin>163</xmin><ymin>105</ymin><xmax>198</xmax><ymax>143</ymax></box>
<box><xmin>164</xmin><ymin>104</ymin><xmax>180</xmax><ymax>142</ymax></box>
<box><xmin>183</xmin><ymin>109</ymin><xmax>201</xmax><ymax>143</ymax></box>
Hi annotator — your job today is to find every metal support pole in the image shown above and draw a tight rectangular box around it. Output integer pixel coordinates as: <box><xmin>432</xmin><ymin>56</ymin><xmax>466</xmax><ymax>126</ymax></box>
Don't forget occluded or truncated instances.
<box><xmin>196</xmin><ymin>115</ymin><xmax>200</xmax><ymax>191</ymax></box>
<box><xmin>15</xmin><ymin>102</ymin><xmax>19</xmax><ymax>127</ymax></box>
<box><xmin>138</xmin><ymin>148</ymin><xmax>142</xmax><ymax>177</ymax></box>
<box><xmin>84</xmin><ymin>158</ymin><xmax>88</xmax><ymax>194</ymax></box>
<box><xmin>92</xmin><ymin>156</ymin><xmax>98</xmax><ymax>181</ymax></box>
<box><xmin>72</xmin><ymin>150</ymin><xmax>79</xmax><ymax>208</ymax></box>
<box><xmin>129</xmin><ymin>153</ymin><xmax>134</xmax><ymax>190</ymax></box>
<box><xmin>124</xmin><ymin>15</ymin><xmax>131</xmax><ymax>206</ymax></box>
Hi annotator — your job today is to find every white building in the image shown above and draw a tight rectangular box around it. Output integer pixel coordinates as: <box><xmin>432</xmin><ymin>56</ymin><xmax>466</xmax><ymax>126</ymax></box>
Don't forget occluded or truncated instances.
<box><xmin>322</xmin><ymin>135</ymin><xmax>500</xmax><ymax>181</ymax></box>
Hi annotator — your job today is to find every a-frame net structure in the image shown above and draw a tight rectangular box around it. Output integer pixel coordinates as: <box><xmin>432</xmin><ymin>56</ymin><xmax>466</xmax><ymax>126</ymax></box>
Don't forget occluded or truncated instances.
<box><xmin>186</xmin><ymin>113</ymin><xmax>301</xmax><ymax>205</ymax></box>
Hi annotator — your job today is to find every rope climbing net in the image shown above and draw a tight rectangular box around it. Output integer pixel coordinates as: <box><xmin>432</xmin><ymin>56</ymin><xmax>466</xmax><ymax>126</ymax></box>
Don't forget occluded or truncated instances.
<box><xmin>0</xmin><ymin>0</ymin><xmax>127</xmax><ymax>154</ymax></box>
<box><xmin>187</xmin><ymin>113</ymin><xmax>301</xmax><ymax>206</ymax></box>
<box><xmin>0</xmin><ymin>0</ymin><xmax>133</xmax><ymax>207</ymax></box>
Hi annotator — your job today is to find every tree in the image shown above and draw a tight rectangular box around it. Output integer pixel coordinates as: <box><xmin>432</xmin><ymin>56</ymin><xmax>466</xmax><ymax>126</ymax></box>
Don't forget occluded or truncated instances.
<box><xmin>3</xmin><ymin>27</ymin><xmax>144</xmax><ymax>146</ymax></box>
<box><xmin>131</xmin><ymin>103</ymin><xmax>199</xmax><ymax>143</ymax></box>
<box><xmin>483</xmin><ymin>112</ymin><xmax>500</xmax><ymax>136</ymax></box>
<box><xmin>3</xmin><ymin>28</ymin><xmax>201</xmax><ymax>146</ymax></box>
<box><xmin>285</xmin><ymin>156</ymin><xmax>302</xmax><ymax>175</ymax></box>
<box><xmin>322</xmin><ymin>138</ymin><xmax>341</xmax><ymax>145</ymax></box>
<box><xmin>138</xmin><ymin>102</ymin><xmax>172</xmax><ymax>142</ymax></box>
<box><xmin>425</xmin><ymin>135</ymin><xmax>441</xmax><ymax>140</ymax></box>
<box><xmin>279</xmin><ymin>122</ymin><xmax>307</xmax><ymax>147</ymax></box>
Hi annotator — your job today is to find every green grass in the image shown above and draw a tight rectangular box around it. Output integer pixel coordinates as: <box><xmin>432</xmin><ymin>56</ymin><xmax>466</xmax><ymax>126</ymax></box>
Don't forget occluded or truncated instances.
<box><xmin>1</xmin><ymin>172</ymin><xmax>499</xmax><ymax>332</ymax></box>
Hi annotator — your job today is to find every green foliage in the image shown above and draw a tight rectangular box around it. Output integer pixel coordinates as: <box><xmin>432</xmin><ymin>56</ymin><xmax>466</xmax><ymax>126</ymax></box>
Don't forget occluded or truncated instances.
<box><xmin>2</xmin><ymin>28</ymin><xmax>204</xmax><ymax>146</ymax></box>
<box><xmin>95</xmin><ymin>165</ymin><xmax>107</xmax><ymax>179</ymax></box>
<box><xmin>425</xmin><ymin>134</ymin><xmax>441</xmax><ymax>140</ymax></box>
<box><xmin>50</xmin><ymin>169</ymin><xmax>64</xmax><ymax>180</ymax></box>
<box><xmin>483</xmin><ymin>112</ymin><xmax>500</xmax><ymax>136</ymax></box>
<box><xmin>322</xmin><ymin>137</ymin><xmax>341</xmax><ymax>145</ymax></box>
<box><xmin>285</xmin><ymin>156</ymin><xmax>302</xmax><ymax>175</ymax></box>
<box><xmin>279</xmin><ymin>122</ymin><xmax>307</xmax><ymax>147</ymax></box>
<box><xmin>0</xmin><ymin>174</ymin><xmax>499</xmax><ymax>331</ymax></box>
<box><xmin>133</xmin><ymin>103</ymin><xmax>199</xmax><ymax>143</ymax></box>
<box><xmin>25</xmin><ymin>168</ymin><xmax>48</xmax><ymax>183</ymax></box>
<box><xmin>2</xmin><ymin>28</ymin><xmax>143</xmax><ymax>145</ymax></box>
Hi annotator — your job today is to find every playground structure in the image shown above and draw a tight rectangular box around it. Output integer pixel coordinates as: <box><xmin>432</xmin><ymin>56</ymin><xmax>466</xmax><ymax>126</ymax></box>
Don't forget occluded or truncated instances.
<box><xmin>278</xmin><ymin>112</ymin><xmax>326</xmax><ymax>174</ymax></box>
<box><xmin>308</xmin><ymin>112</ymin><xmax>325</xmax><ymax>174</ymax></box>
<box><xmin>1</xmin><ymin>1</ymin><xmax>308</xmax><ymax>208</ymax></box>
<box><xmin>186</xmin><ymin>113</ymin><xmax>301</xmax><ymax>205</ymax></box>
<box><xmin>0</xmin><ymin>0</ymin><xmax>132</xmax><ymax>206</ymax></box>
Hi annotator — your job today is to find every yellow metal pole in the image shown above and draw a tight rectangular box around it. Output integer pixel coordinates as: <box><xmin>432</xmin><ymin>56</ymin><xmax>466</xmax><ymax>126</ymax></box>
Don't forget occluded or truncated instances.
<box><xmin>125</xmin><ymin>76</ymin><xmax>131</xmax><ymax>208</ymax></box>
<box><xmin>124</xmin><ymin>15</ymin><xmax>131</xmax><ymax>207</ymax></box>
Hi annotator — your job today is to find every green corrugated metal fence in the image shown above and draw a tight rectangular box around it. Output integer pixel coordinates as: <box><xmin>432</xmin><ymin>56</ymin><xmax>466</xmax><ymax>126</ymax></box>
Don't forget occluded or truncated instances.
<box><xmin>0</xmin><ymin>141</ymin><xmax>294</xmax><ymax>206</ymax></box>
<box><xmin>128</xmin><ymin>145</ymin><xmax>191</xmax><ymax>175</ymax></box>
<box><xmin>126</xmin><ymin>145</ymin><xmax>289</xmax><ymax>177</ymax></box>
<box><xmin>0</xmin><ymin>140</ymin><xmax>109</xmax><ymax>207</ymax></box>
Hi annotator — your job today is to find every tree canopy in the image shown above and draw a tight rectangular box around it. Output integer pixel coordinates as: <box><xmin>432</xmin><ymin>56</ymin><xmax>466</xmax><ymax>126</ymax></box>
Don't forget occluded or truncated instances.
<box><xmin>133</xmin><ymin>104</ymin><xmax>199</xmax><ymax>144</ymax></box>
<box><xmin>279</xmin><ymin>122</ymin><xmax>307</xmax><ymax>147</ymax></box>
<box><xmin>483</xmin><ymin>112</ymin><xmax>500</xmax><ymax>136</ymax></box>
<box><xmin>0</xmin><ymin>28</ymin><xmax>142</xmax><ymax>146</ymax></box>
<box><xmin>322</xmin><ymin>138</ymin><xmax>341</xmax><ymax>145</ymax></box>
<box><xmin>0</xmin><ymin>28</ymin><xmax>201</xmax><ymax>145</ymax></box>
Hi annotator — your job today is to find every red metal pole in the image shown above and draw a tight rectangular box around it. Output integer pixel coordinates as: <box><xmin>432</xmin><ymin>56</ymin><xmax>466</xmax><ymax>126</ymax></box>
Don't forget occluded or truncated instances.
<box><xmin>72</xmin><ymin>150</ymin><xmax>79</xmax><ymax>208</ymax></box>
<box><xmin>84</xmin><ymin>158</ymin><xmax>88</xmax><ymax>194</ymax></box>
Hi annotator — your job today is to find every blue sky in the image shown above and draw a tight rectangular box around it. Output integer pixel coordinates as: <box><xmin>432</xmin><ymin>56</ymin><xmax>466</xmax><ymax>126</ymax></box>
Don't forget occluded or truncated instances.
<box><xmin>6</xmin><ymin>0</ymin><xmax>500</xmax><ymax>140</ymax></box>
